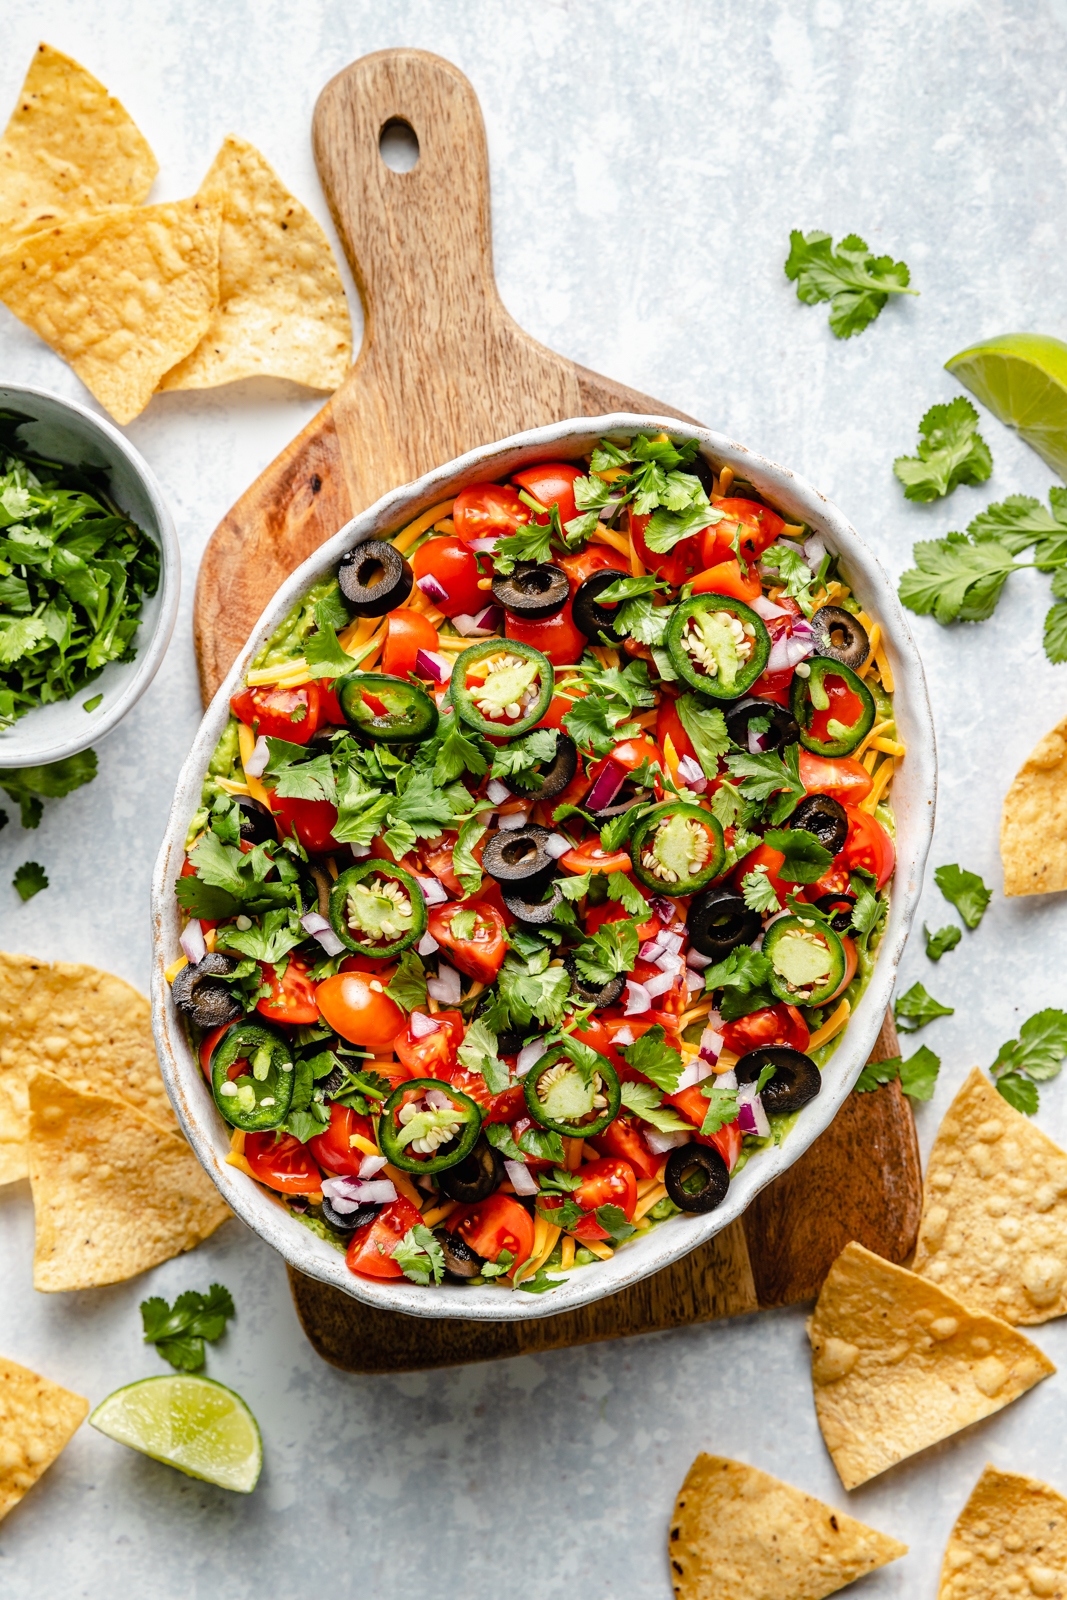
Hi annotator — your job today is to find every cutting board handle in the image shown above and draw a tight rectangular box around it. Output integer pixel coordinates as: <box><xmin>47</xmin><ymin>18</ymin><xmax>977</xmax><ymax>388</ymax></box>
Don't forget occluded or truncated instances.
<box><xmin>313</xmin><ymin>49</ymin><xmax>501</xmax><ymax>357</ymax></box>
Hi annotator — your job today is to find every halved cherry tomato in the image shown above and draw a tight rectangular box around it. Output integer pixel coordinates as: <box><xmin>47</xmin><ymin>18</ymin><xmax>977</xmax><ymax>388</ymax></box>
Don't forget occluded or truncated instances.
<box><xmin>316</xmin><ymin>971</ymin><xmax>405</xmax><ymax>1051</ymax></box>
<box><xmin>700</xmin><ymin>498</ymin><xmax>784</xmax><ymax>567</ymax></box>
<box><xmin>347</xmin><ymin>1196</ymin><xmax>424</xmax><ymax>1278</ymax></box>
<box><xmin>656</xmin><ymin>696</ymin><xmax>696</xmax><ymax>763</ymax></box>
<box><xmin>559</xmin><ymin>546</ymin><xmax>628</xmax><ymax>594</ymax></box>
<box><xmin>630</xmin><ymin>508</ymin><xmax>701</xmax><ymax>587</ymax></box>
<box><xmin>454</xmin><ymin>483</ymin><xmax>530</xmax><ymax>543</ymax></box>
<box><xmin>412</xmin><ymin>535</ymin><xmax>488</xmax><ymax>617</ymax></box>
<box><xmin>721</xmin><ymin>1003</ymin><xmax>810</xmax><ymax>1056</ymax></box>
<box><xmin>799</xmin><ymin>751</ymin><xmax>873</xmax><ymax>804</ymax></box>
<box><xmin>428</xmin><ymin>901</ymin><xmax>508</xmax><ymax>983</ymax></box>
<box><xmin>559</xmin><ymin>840</ymin><xmax>632</xmax><ymax>876</ymax></box>
<box><xmin>244</xmin><ymin>1131</ymin><xmax>322</xmax><ymax>1194</ymax></box>
<box><xmin>230</xmin><ymin>682</ymin><xmax>322</xmax><ymax>744</ymax></box>
<box><xmin>506</xmin><ymin>599</ymin><xmax>585</xmax><ymax>666</ymax></box>
<box><xmin>452</xmin><ymin>1192</ymin><xmax>535</xmax><ymax>1267</ymax></box>
<box><xmin>256</xmin><ymin>956</ymin><xmax>318</xmax><ymax>1025</ymax></box>
<box><xmin>690</xmin><ymin>559</ymin><xmax>763</xmax><ymax>604</ymax></box>
<box><xmin>841</xmin><ymin>806</ymin><xmax>895</xmax><ymax>889</ymax></box>
<box><xmin>665</xmin><ymin>1085</ymin><xmax>743</xmax><ymax>1170</ymax></box>
<box><xmin>731</xmin><ymin>841</ymin><xmax>788</xmax><ymax>907</ymax></box>
<box><xmin>307</xmin><ymin>1103</ymin><xmax>373</xmax><ymax>1178</ymax></box>
<box><xmin>564</xmin><ymin>1156</ymin><xmax>638</xmax><ymax>1240</ymax></box>
<box><xmin>270</xmin><ymin>791</ymin><xmax>340</xmax><ymax>855</ymax></box>
<box><xmin>590</xmin><ymin>1117</ymin><xmax>661</xmax><ymax>1182</ymax></box>
<box><xmin>393</xmin><ymin>1008</ymin><xmax>465</xmax><ymax>1079</ymax></box>
<box><xmin>511</xmin><ymin>462</ymin><xmax>582</xmax><ymax>527</ymax></box>
<box><xmin>382</xmin><ymin>610</ymin><xmax>440</xmax><ymax>678</ymax></box>
<box><xmin>748</xmin><ymin>667</ymin><xmax>794</xmax><ymax>706</ymax></box>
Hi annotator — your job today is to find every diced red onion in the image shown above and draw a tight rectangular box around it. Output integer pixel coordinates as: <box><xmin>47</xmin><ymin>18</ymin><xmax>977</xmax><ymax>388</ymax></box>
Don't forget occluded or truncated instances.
<box><xmin>686</xmin><ymin>948</ymin><xmax>713</xmax><ymax>970</ymax></box>
<box><xmin>417</xmin><ymin>931</ymin><xmax>440</xmax><ymax>956</ymax></box>
<box><xmin>505</xmin><ymin>1159</ymin><xmax>539</xmax><ymax>1195</ymax></box>
<box><xmin>409</xmin><ymin>1011</ymin><xmax>441</xmax><ymax>1039</ymax></box>
<box><xmin>767</xmin><ymin>631</ymin><xmax>816</xmax><ymax>674</ymax></box>
<box><xmin>737</xmin><ymin>1082</ymin><xmax>770</xmax><ymax>1138</ymax></box>
<box><xmin>625</xmin><ymin>979</ymin><xmax>652</xmax><ymax>1014</ymax></box>
<box><xmin>473</xmin><ymin>604</ymin><xmax>503</xmax><ymax>630</ymax></box>
<box><xmin>676</xmin><ymin>753</ymin><xmax>706</xmax><ymax>789</ymax></box>
<box><xmin>586</xmin><ymin>757</ymin><xmax>626</xmax><ymax>814</ymax></box>
<box><xmin>804</xmin><ymin>535</ymin><xmax>827</xmax><ymax>571</ymax></box>
<box><xmin>640</xmin><ymin>936</ymin><xmax>666</xmax><ymax>963</ymax></box>
<box><xmin>649</xmin><ymin>895</ymin><xmax>675</xmax><ymax>923</ymax></box>
<box><xmin>243</xmin><ymin>735</ymin><xmax>270</xmax><ymax>778</ymax></box>
<box><xmin>645</xmin><ymin>1128</ymin><xmax>691</xmax><ymax>1154</ymax></box>
<box><xmin>613</xmin><ymin>1025</ymin><xmax>635</xmax><ymax>1046</ymax></box>
<box><xmin>516</xmin><ymin>1040</ymin><xmax>546</xmax><ymax>1076</ymax></box>
<box><xmin>416</xmin><ymin>573</ymin><xmax>449</xmax><ymax>603</ymax></box>
<box><xmin>425</xmin><ymin>1087</ymin><xmax>453</xmax><ymax>1110</ymax></box>
<box><xmin>358</xmin><ymin>1153</ymin><xmax>388</xmax><ymax>1179</ymax></box>
<box><xmin>498</xmin><ymin>809</ymin><xmax>529</xmax><ymax>831</ymax></box>
<box><xmin>654</xmin><ymin>952</ymin><xmax>684</xmax><ymax>978</ymax></box>
<box><xmin>427</xmin><ymin>963</ymin><xmax>462</xmax><ymax>1005</ymax></box>
<box><xmin>750</xmin><ymin>593</ymin><xmax>791</xmax><ymax>622</ymax></box>
<box><xmin>321</xmin><ymin>1175</ymin><xmax>397</xmax><ymax>1210</ymax></box>
<box><xmin>748</xmin><ymin>724</ymin><xmax>767</xmax><ymax>755</ymax></box>
<box><xmin>414</xmin><ymin>648</ymin><xmax>452</xmax><ymax>683</ymax></box>
<box><xmin>468</xmin><ymin>537</ymin><xmax>499</xmax><ymax>554</ymax></box>
<box><xmin>300</xmin><ymin>910</ymin><xmax>346</xmax><ymax>958</ymax></box>
<box><xmin>644</xmin><ymin>969</ymin><xmax>677</xmax><ymax>998</ymax></box>
<box><xmin>451</xmin><ymin>612</ymin><xmax>492</xmax><ymax>636</ymax></box>
<box><xmin>350</xmin><ymin>843</ymin><xmax>371</xmax><ymax>858</ymax></box>
<box><xmin>699</xmin><ymin>1023</ymin><xmax>724</xmax><ymax>1063</ymax></box>
<box><xmin>544</xmin><ymin>832</ymin><xmax>571</xmax><ymax>859</ymax></box>
<box><xmin>716</xmin><ymin>1068</ymin><xmax>738</xmax><ymax>1090</ymax></box>
<box><xmin>685</xmin><ymin>969</ymin><xmax>704</xmax><ymax>993</ymax></box>
<box><xmin>661</xmin><ymin>930</ymin><xmax>685</xmax><ymax>955</ymax></box>
<box><xmin>676</xmin><ymin>1056</ymin><xmax>715</xmax><ymax>1092</ymax></box>
<box><xmin>413</xmin><ymin>872</ymin><xmax>449</xmax><ymax>906</ymax></box>
<box><xmin>486</xmin><ymin>778</ymin><xmax>511</xmax><ymax>804</ymax></box>
<box><xmin>180</xmin><ymin>920</ymin><xmax>206</xmax><ymax>965</ymax></box>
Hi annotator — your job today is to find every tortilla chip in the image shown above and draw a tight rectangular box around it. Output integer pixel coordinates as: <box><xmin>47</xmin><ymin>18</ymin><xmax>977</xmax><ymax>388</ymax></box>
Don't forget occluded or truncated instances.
<box><xmin>668</xmin><ymin>1453</ymin><xmax>906</xmax><ymax>1600</ymax></box>
<box><xmin>0</xmin><ymin>199</ymin><xmax>219</xmax><ymax>423</ymax></box>
<box><xmin>0</xmin><ymin>952</ymin><xmax>179</xmax><ymax>1184</ymax></box>
<box><xmin>0</xmin><ymin>1355</ymin><xmax>88</xmax><ymax>1521</ymax></box>
<box><xmin>159</xmin><ymin>134</ymin><xmax>349</xmax><ymax>392</ymax></box>
<box><xmin>28</xmin><ymin>1068</ymin><xmax>229</xmax><ymax>1291</ymax></box>
<box><xmin>938</xmin><ymin>1464</ymin><xmax>1067</xmax><ymax>1598</ymax></box>
<box><xmin>913</xmin><ymin>1067</ymin><xmax>1067</xmax><ymax>1324</ymax></box>
<box><xmin>809</xmin><ymin>1241</ymin><xmax>1053</xmax><ymax>1491</ymax></box>
<box><xmin>1001</xmin><ymin>712</ymin><xmax>1067</xmax><ymax>895</ymax></box>
<box><xmin>0</xmin><ymin>43</ymin><xmax>157</xmax><ymax>240</ymax></box>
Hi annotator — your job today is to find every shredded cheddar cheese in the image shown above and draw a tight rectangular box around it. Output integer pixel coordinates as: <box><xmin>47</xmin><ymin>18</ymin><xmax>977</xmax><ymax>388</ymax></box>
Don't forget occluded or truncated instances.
<box><xmin>809</xmin><ymin>997</ymin><xmax>851</xmax><ymax>1052</ymax></box>
<box><xmin>392</xmin><ymin>500</ymin><xmax>456</xmax><ymax>553</ymax></box>
<box><xmin>236</xmin><ymin>722</ymin><xmax>273</xmax><ymax>809</ymax></box>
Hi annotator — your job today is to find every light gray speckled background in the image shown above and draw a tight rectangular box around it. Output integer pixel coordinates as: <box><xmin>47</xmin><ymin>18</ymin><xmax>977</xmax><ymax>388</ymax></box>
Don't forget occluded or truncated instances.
<box><xmin>3</xmin><ymin>3</ymin><xmax>1067</xmax><ymax>1595</ymax></box>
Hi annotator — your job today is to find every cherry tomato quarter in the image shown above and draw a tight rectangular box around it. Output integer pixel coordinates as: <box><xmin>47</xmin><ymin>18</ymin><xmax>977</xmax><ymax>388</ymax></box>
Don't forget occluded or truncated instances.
<box><xmin>428</xmin><ymin>901</ymin><xmax>508</xmax><ymax>983</ymax></box>
<box><xmin>230</xmin><ymin>683</ymin><xmax>321</xmax><ymax>744</ymax></box>
<box><xmin>382</xmin><ymin>610</ymin><xmax>440</xmax><ymax>678</ymax></box>
<box><xmin>511</xmin><ymin>462</ymin><xmax>582</xmax><ymax>527</ymax></box>
<box><xmin>270</xmin><ymin>792</ymin><xmax>340</xmax><ymax>856</ymax></box>
<box><xmin>453</xmin><ymin>1192</ymin><xmax>535</xmax><ymax>1268</ymax></box>
<box><xmin>454</xmin><ymin>483</ymin><xmax>530</xmax><ymax>543</ymax></box>
<box><xmin>307</xmin><ymin>1103</ymin><xmax>373</xmax><ymax>1178</ymax></box>
<box><xmin>412</xmin><ymin>536</ymin><xmax>487</xmax><ymax>617</ymax></box>
<box><xmin>346</xmin><ymin>1197</ymin><xmax>424</xmax><ymax>1278</ymax></box>
<box><xmin>256</xmin><ymin>957</ymin><xmax>319</xmax><ymax>1025</ymax></box>
<box><xmin>842</xmin><ymin>806</ymin><xmax>895</xmax><ymax>889</ymax></box>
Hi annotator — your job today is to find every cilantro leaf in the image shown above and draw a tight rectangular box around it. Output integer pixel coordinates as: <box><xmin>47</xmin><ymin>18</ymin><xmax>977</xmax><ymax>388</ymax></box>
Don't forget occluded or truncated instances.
<box><xmin>535</xmin><ymin>1197</ymin><xmax>585</xmax><ymax>1229</ymax></box>
<box><xmin>384</xmin><ymin>950</ymin><xmax>427</xmax><ymax>1014</ymax></box>
<box><xmin>613</xmin><ymin>595</ymin><xmax>672</xmax><ymax>648</ymax></box>
<box><xmin>763</xmin><ymin>825</ymin><xmax>833</xmax><ymax>885</ymax></box>
<box><xmin>13</xmin><ymin>860</ymin><xmax>47</xmax><ymax>901</ymax></box>
<box><xmin>621</xmin><ymin>1024</ymin><xmax>684</xmax><ymax>1093</ymax></box>
<box><xmin>264</xmin><ymin>744</ymin><xmax>337</xmax><ymax>804</ymax></box>
<box><xmin>606</xmin><ymin>870</ymin><xmax>646</xmax><ymax>916</ymax></box>
<box><xmin>933</xmin><ymin>863</ymin><xmax>991</xmax><ymax>930</ymax></box>
<box><xmin>991</xmin><ymin>1009</ymin><xmax>1067</xmax><ymax>1088</ymax></box>
<box><xmin>699</xmin><ymin>1083</ymin><xmax>739</xmax><ymax>1135</ymax></box>
<box><xmin>675</xmin><ymin>694</ymin><xmax>729</xmax><ymax>777</ymax></box>
<box><xmin>492</xmin><ymin>519</ymin><xmax>553</xmax><ymax>575</ymax></box>
<box><xmin>483</xmin><ymin>1121</ymin><xmax>523</xmax><ymax>1162</ymax></box>
<box><xmin>784</xmin><ymin>229</ymin><xmax>916</xmax><ymax>338</ymax></box>
<box><xmin>514</xmin><ymin>1267</ymin><xmax>563</xmax><ymax>1294</ymax></box>
<box><xmin>848</xmin><ymin>873</ymin><xmax>880</xmax><ymax>938</ymax></box>
<box><xmin>485</xmin><ymin>957</ymin><xmax>571</xmax><ymax>1032</ymax></box>
<box><xmin>393</xmin><ymin>1225</ymin><xmax>445</xmax><ymax>1286</ymax></box>
<box><xmin>600</xmin><ymin>805</ymin><xmax>647</xmax><ymax>853</ymax></box>
<box><xmin>215</xmin><ymin>906</ymin><xmax>305</xmax><ymax>964</ymax></box>
<box><xmin>489</xmin><ymin>727</ymin><xmax>559</xmax><ymax>785</ymax></box>
<box><xmin>454</xmin><ymin>812</ymin><xmax>489</xmax><ymax>898</ymax></box>
<box><xmin>519</xmin><ymin>1125</ymin><xmax>566</xmax><ymax>1164</ymax></box>
<box><xmin>574</xmin><ymin>917</ymin><xmax>640</xmax><ymax>988</ymax></box>
<box><xmin>854</xmin><ymin>1058</ymin><xmax>899</xmax><ymax>1092</ymax></box>
<box><xmin>304</xmin><ymin>622</ymin><xmax>354</xmax><ymax>676</ymax></box>
<box><xmin>643</xmin><ymin>501</ymin><xmax>722</xmax><ymax>553</ymax></box>
<box><xmin>331</xmin><ymin>770</ymin><xmax>392</xmax><ymax>847</ymax></box>
<box><xmin>594</xmin><ymin>575</ymin><xmax>667</xmax><ymax>605</ymax></box>
<box><xmin>761</xmin><ymin>543</ymin><xmax>815</xmax><ymax>606</ymax></box>
<box><xmin>0</xmin><ymin>748</ymin><xmax>97</xmax><ymax>828</ymax></box>
<box><xmin>428</xmin><ymin>715</ymin><xmax>490</xmax><ymax>786</ymax></box>
<box><xmin>701</xmin><ymin>946</ymin><xmax>772</xmax><ymax>995</ymax></box>
<box><xmin>996</xmin><ymin>1073</ymin><xmax>1039</xmax><ymax>1115</ymax></box>
<box><xmin>389</xmin><ymin>769</ymin><xmax>458</xmax><ymax>836</ymax></box>
<box><xmin>140</xmin><ymin>1283</ymin><xmax>235</xmax><ymax>1371</ymax></box>
<box><xmin>968</xmin><ymin>491</ymin><xmax>1067</xmax><ymax>554</ymax></box>
<box><xmin>897</xmin><ymin>534</ymin><xmax>1020</xmax><ymax>624</ymax></box>
<box><xmin>620</xmin><ymin>1079</ymin><xmax>691</xmax><ymax>1133</ymax></box>
<box><xmin>741</xmin><ymin>866</ymin><xmax>780</xmax><ymax>914</ymax></box>
<box><xmin>1044</xmin><ymin>602</ymin><xmax>1067</xmax><ymax>665</ymax></box>
<box><xmin>557</xmin><ymin>870</ymin><xmax>592</xmax><ymax>902</ymax></box>
<box><xmin>894</xmin><ymin>982</ymin><xmax>954</xmax><ymax>1033</ymax></box>
<box><xmin>925</xmin><ymin>923</ymin><xmax>962</xmax><ymax>961</ymax></box>
<box><xmin>893</xmin><ymin>399</ymin><xmax>992</xmax><ymax>503</ymax></box>
<box><xmin>725</xmin><ymin>743</ymin><xmax>804</xmax><ymax>822</ymax></box>
<box><xmin>594</xmin><ymin>1203</ymin><xmax>637</xmax><ymax>1242</ymax></box>
<box><xmin>855</xmin><ymin>1045</ymin><xmax>939</xmax><ymax>1101</ymax></box>
<box><xmin>456</xmin><ymin>1017</ymin><xmax>510</xmax><ymax>1095</ymax></box>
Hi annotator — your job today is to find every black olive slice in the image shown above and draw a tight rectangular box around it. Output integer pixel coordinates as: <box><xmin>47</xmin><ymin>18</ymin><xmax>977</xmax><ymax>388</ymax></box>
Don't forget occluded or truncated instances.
<box><xmin>664</xmin><ymin>1143</ymin><xmax>730</xmax><ymax>1213</ymax></box>
<box><xmin>501</xmin><ymin>880</ymin><xmax>564</xmax><ymax>925</ymax></box>
<box><xmin>435</xmin><ymin>1229</ymin><xmax>484</xmax><ymax>1280</ymax></box>
<box><xmin>812</xmin><ymin>893</ymin><xmax>857</xmax><ymax>933</ymax></box>
<box><xmin>337</xmin><ymin>540</ymin><xmax>413</xmax><ymax>617</ymax></box>
<box><xmin>687</xmin><ymin>886</ymin><xmax>762</xmax><ymax>959</ymax></box>
<box><xmin>233</xmin><ymin>796</ymin><xmax>276</xmax><ymax>847</ymax></box>
<box><xmin>491</xmin><ymin>561</ymin><xmax>569</xmax><ymax>620</ymax></box>
<box><xmin>482</xmin><ymin>824</ymin><xmax>555</xmax><ymax>885</ymax></box>
<box><xmin>724</xmin><ymin>697</ymin><xmax>801</xmax><ymax>754</ymax></box>
<box><xmin>735</xmin><ymin>1046</ymin><xmax>821</xmax><ymax>1115</ymax></box>
<box><xmin>789</xmin><ymin>793</ymin><xmax>848</xmax><ymax>855</ymax></box>
<box><xmin>572</xmin><ymin>570</ymin><xmax>627</xmax><ymax>643</ymax></box>
<box><xmin>438</xmin><ymin>1138</ymin><xmax>504</xmax><ymax>1204</ymax></box>
<box><xmin>509</xmin><ymin>732</ymin><xmax>577</xmax><ymax>801</ymax></box>
<box><xmin>563</xmin><ymin>954</ymin><xmax>626</xmax><ymax>1009</ymax></box>
<box><xmin>811</xmin><ymin>605</ymin><xmax>870</xmax><ymax>670</ymax></box>
<box><xmin>321</xmin><ymin>1197</ymin><xmax>381</xmax><ymax>1233</ymax></box>
<box><xmin>172</xmin><ymin>953</ymin><xmax>242</xmax><ymax>1030</ymax></box>
<box><xmin>473</xmin><ymin>991</ymin><xmax>524</xmax><ymax>1057</ymax></box>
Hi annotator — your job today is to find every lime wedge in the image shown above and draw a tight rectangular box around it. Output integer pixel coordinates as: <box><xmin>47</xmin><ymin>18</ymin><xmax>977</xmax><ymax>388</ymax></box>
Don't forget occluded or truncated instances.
<box><xmin>946</xmin><ymin>333</ymin><xmax>1067</xmax><ymax>480</ymax></box>
<box><xmin>90</xmin><ymin>1375</ymin><xmax>262</xmax><ymax>1493</ymax></box>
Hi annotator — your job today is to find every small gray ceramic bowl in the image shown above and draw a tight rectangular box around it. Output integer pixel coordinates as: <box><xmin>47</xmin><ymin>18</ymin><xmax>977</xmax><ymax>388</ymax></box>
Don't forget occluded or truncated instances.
<box><xmin>152</xmin><ymin>414</ymin><xmax>936</xmax><ymax>1323</ymax></box>
<box><xmin>0</xmin><ymin>385</ymin><xmax>179</xmax><ymax>770</ymax></box>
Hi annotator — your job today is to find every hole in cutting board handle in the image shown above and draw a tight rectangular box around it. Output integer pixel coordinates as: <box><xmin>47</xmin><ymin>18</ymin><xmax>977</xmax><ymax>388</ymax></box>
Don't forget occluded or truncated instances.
<box><xmin>379</xmin><ymin>118</ymin><xmax>419</xmax><ymax>173</ymax></box>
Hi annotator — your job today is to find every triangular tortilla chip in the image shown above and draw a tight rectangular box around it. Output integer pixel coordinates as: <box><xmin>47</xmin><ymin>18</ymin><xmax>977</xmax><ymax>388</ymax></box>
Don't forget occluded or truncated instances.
<box><xmin>913</xmin><ymin>1068</ymin><xmax>1067</xmax><ymax>1324</ymax></box>
<box><xmin>159</xmin><ymin>134</ymin><xmax>349</xmax><ymax>392</ymax></box>
<box><xmin>0</xmin><ymin>1355</ymin><xmax>88</xmax><ymax>1521</ymax></box>
<box><xmin>0</xmin><ymin>198</ymin><xmax>219</xmax><ymax>423</ymax></box>
<box><xmin>810</xmin><ymin>1241</ymin><xmax>1053</xmax><ymax>1491</ymax></box>
<box><xmin>938</xmin><ymin>1464</ymin><xmax>1067</xmax><ymax>1598</ymax></box>
<box><xmin>0</xmin><ymin>43</ymin><xmax>157</xmax><ymax>239</ymax></box>
<box><xmin>0</xmin><ymin>952</ymin><xmax>180</xmax><ymax>1185</ymax></box>
<box><xmin>29</xmin><ymin>1068</ymin><xmax>229</xmax><ymax>1290</ymax></box>
<box><xmin>1001</xmin><ymin>711</ymin><xmax>1067</xmax><ymax>895</ymax></box>
<box><xmin>669</xmin><ymin>1453</ymin><xmax>906</xmax><ymax>1600</ymax></box>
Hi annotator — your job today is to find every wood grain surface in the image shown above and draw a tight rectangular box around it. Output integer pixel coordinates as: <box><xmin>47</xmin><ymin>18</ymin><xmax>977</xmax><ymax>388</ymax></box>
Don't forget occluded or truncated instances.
<box><xmin>189</xmin><ymin>45</ymin><xmax>923</xmax><ymax>1371</ymax></box>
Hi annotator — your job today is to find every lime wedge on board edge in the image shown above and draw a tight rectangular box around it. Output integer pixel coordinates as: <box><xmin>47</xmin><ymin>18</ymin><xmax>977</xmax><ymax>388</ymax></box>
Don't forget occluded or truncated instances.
<box><xmin>946</xmin><ymin>332</ymin><xmax>1067</xmax><ymax>480</ymax></box>
<box><xmin>90</xmin><ymin>1375</ymin><xmax>262</xmax><ymax>1493</ymax></box>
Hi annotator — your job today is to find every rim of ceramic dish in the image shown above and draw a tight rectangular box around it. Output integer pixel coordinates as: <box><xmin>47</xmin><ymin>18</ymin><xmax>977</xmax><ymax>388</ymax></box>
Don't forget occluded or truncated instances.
<box><xmin>0</xmin><ymin>383</ymin><xmax>179</xmax><ymax>770</ymax></box>
<box><xmin>151</xmin><ymin>414</ymin><xmax>936</xmax><ymax>1323</ymax></box>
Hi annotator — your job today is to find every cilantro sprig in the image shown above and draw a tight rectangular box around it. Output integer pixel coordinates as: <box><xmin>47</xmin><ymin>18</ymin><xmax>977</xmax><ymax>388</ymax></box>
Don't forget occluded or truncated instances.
<box><xmin>991</xmin><ymin>1008</ymin><xmax>1067</xmax><ymax>1115</ymax></box>
<box><xmin>784</xmin><ymin>229</ymin><xmax>916</xmax><ymax>339</ymax></box>
<box><xmin>140</xmin><ymin>1284</ymin><xmax>235</xmax><ymax>1371</ymax></box>
<box><xmin>893</xmin><ymin>400</ymin><xmax>992</xmax><ymax>503</ymax></box>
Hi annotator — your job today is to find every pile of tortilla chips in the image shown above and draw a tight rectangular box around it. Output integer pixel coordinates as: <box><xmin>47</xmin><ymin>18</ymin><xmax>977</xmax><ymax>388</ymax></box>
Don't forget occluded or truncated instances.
<box><xmin>0</xmin><ymin>44</ymin><xmax>351</xmax><ymax>423</ymax></box>
<box><xmin>0</xmin><ymin>1355</ymin><xmax>87</xmax><ymax>1522</ymax></box>
<box><xmin>0</xmin><ymin>952</ymin><xmax>228</xmax><ymax>1290</ymax></box>
<box><xmin>1001</xmin><ymin>710</ymin><xmax>1067</xmax><ymax>896</ymax></box>
<box><xmin>938</xmin><ymin>1464</ymin><xmax>1067</xmax><ymax>1598</ymax></box>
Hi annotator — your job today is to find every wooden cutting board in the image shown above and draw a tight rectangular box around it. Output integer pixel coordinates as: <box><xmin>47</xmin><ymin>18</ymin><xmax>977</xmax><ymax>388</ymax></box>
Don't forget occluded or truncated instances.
<box><xmin>192</xmin><ymin>48</ymin><xmax>923</xmax><ymax>1368</ymax></box>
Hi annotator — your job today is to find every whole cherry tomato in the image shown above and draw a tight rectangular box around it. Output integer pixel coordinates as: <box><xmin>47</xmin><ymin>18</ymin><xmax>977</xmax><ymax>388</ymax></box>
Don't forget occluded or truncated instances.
<box><xmin>454</xmin><ymin>483</ymin><xmax>530</xmax><ymax>543</ymax></box>
<box><xmin>428</xmin><ymin>900</ymin><xmax>508</xmax><ymax>983</ymax></box>
<box><xmin>347</xmin><ymin>1197</ymin><xmax>424</xmax><ymax>1278</ymax></box>
<box><xmin>307</xmin><ymin>1103</ymin><xmax>374</xmax><ymax>1178</ymax></box>
<box><xmin>841</xmin><ymin>806</ymin><xmax>895</xmax><ymax>889</ymax></box>
<box><xmin>244</xmin><ymin>1132</ymin><xmax>322</xmax><ymax>1194</ymax></box>
<box><xmin>506</xmin><ymin>599</ymin><xmax>586</xmax><ymax>666</ymax></box>
<box><xmin>382</xmin><ymin>610</ymin><xmax>440</xmax><ymax>678</ymax></box>
<box><xmin>316</xmin><ymin>970</ymin><xmax>405</xmax><ymax>1051</ymax></box>
<box><xmin>412</xmin><ymin>535</ymin><xmax>488</xmax><ymax>617</ymax></box>
<box><xmin>256</xmin><ymin>956</ymin><xmax>318</xmax><ymax>1025</ymax></box>
<box><xmin>720</xmin><ymin>1003</ymin><xmax>810</xmax><ymax>1056</ymax></box>
<box><xmin>511</xmin><ymin>462</ymin><xmax>583</xmax><ymax>527</ymax></box>
<box><xmin>799</xmin><ymin>751</ymin><xmax>874</xmax><ymax>804</ymax></box>
<box><xmin>270</xmin><ymin>791</ymin><xmax>340</xmax><ymax>855</ymax></box>
<box><xmin>230</xmin><ymin>682</ymin><xmax>322</xmax><ymax>744</ymax></box>
<box><xmin>690</xmin><ymin>559</ymin><xmax>762</xmax><ymax>604</ymax></box>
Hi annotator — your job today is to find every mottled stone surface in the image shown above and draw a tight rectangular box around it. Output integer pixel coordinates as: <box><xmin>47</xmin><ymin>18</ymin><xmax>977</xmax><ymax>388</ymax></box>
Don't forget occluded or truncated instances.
<box><xmin>2</xmin><ymin>2</ymin><xmax>1067</xmax><ymax>1594</ymax></box>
